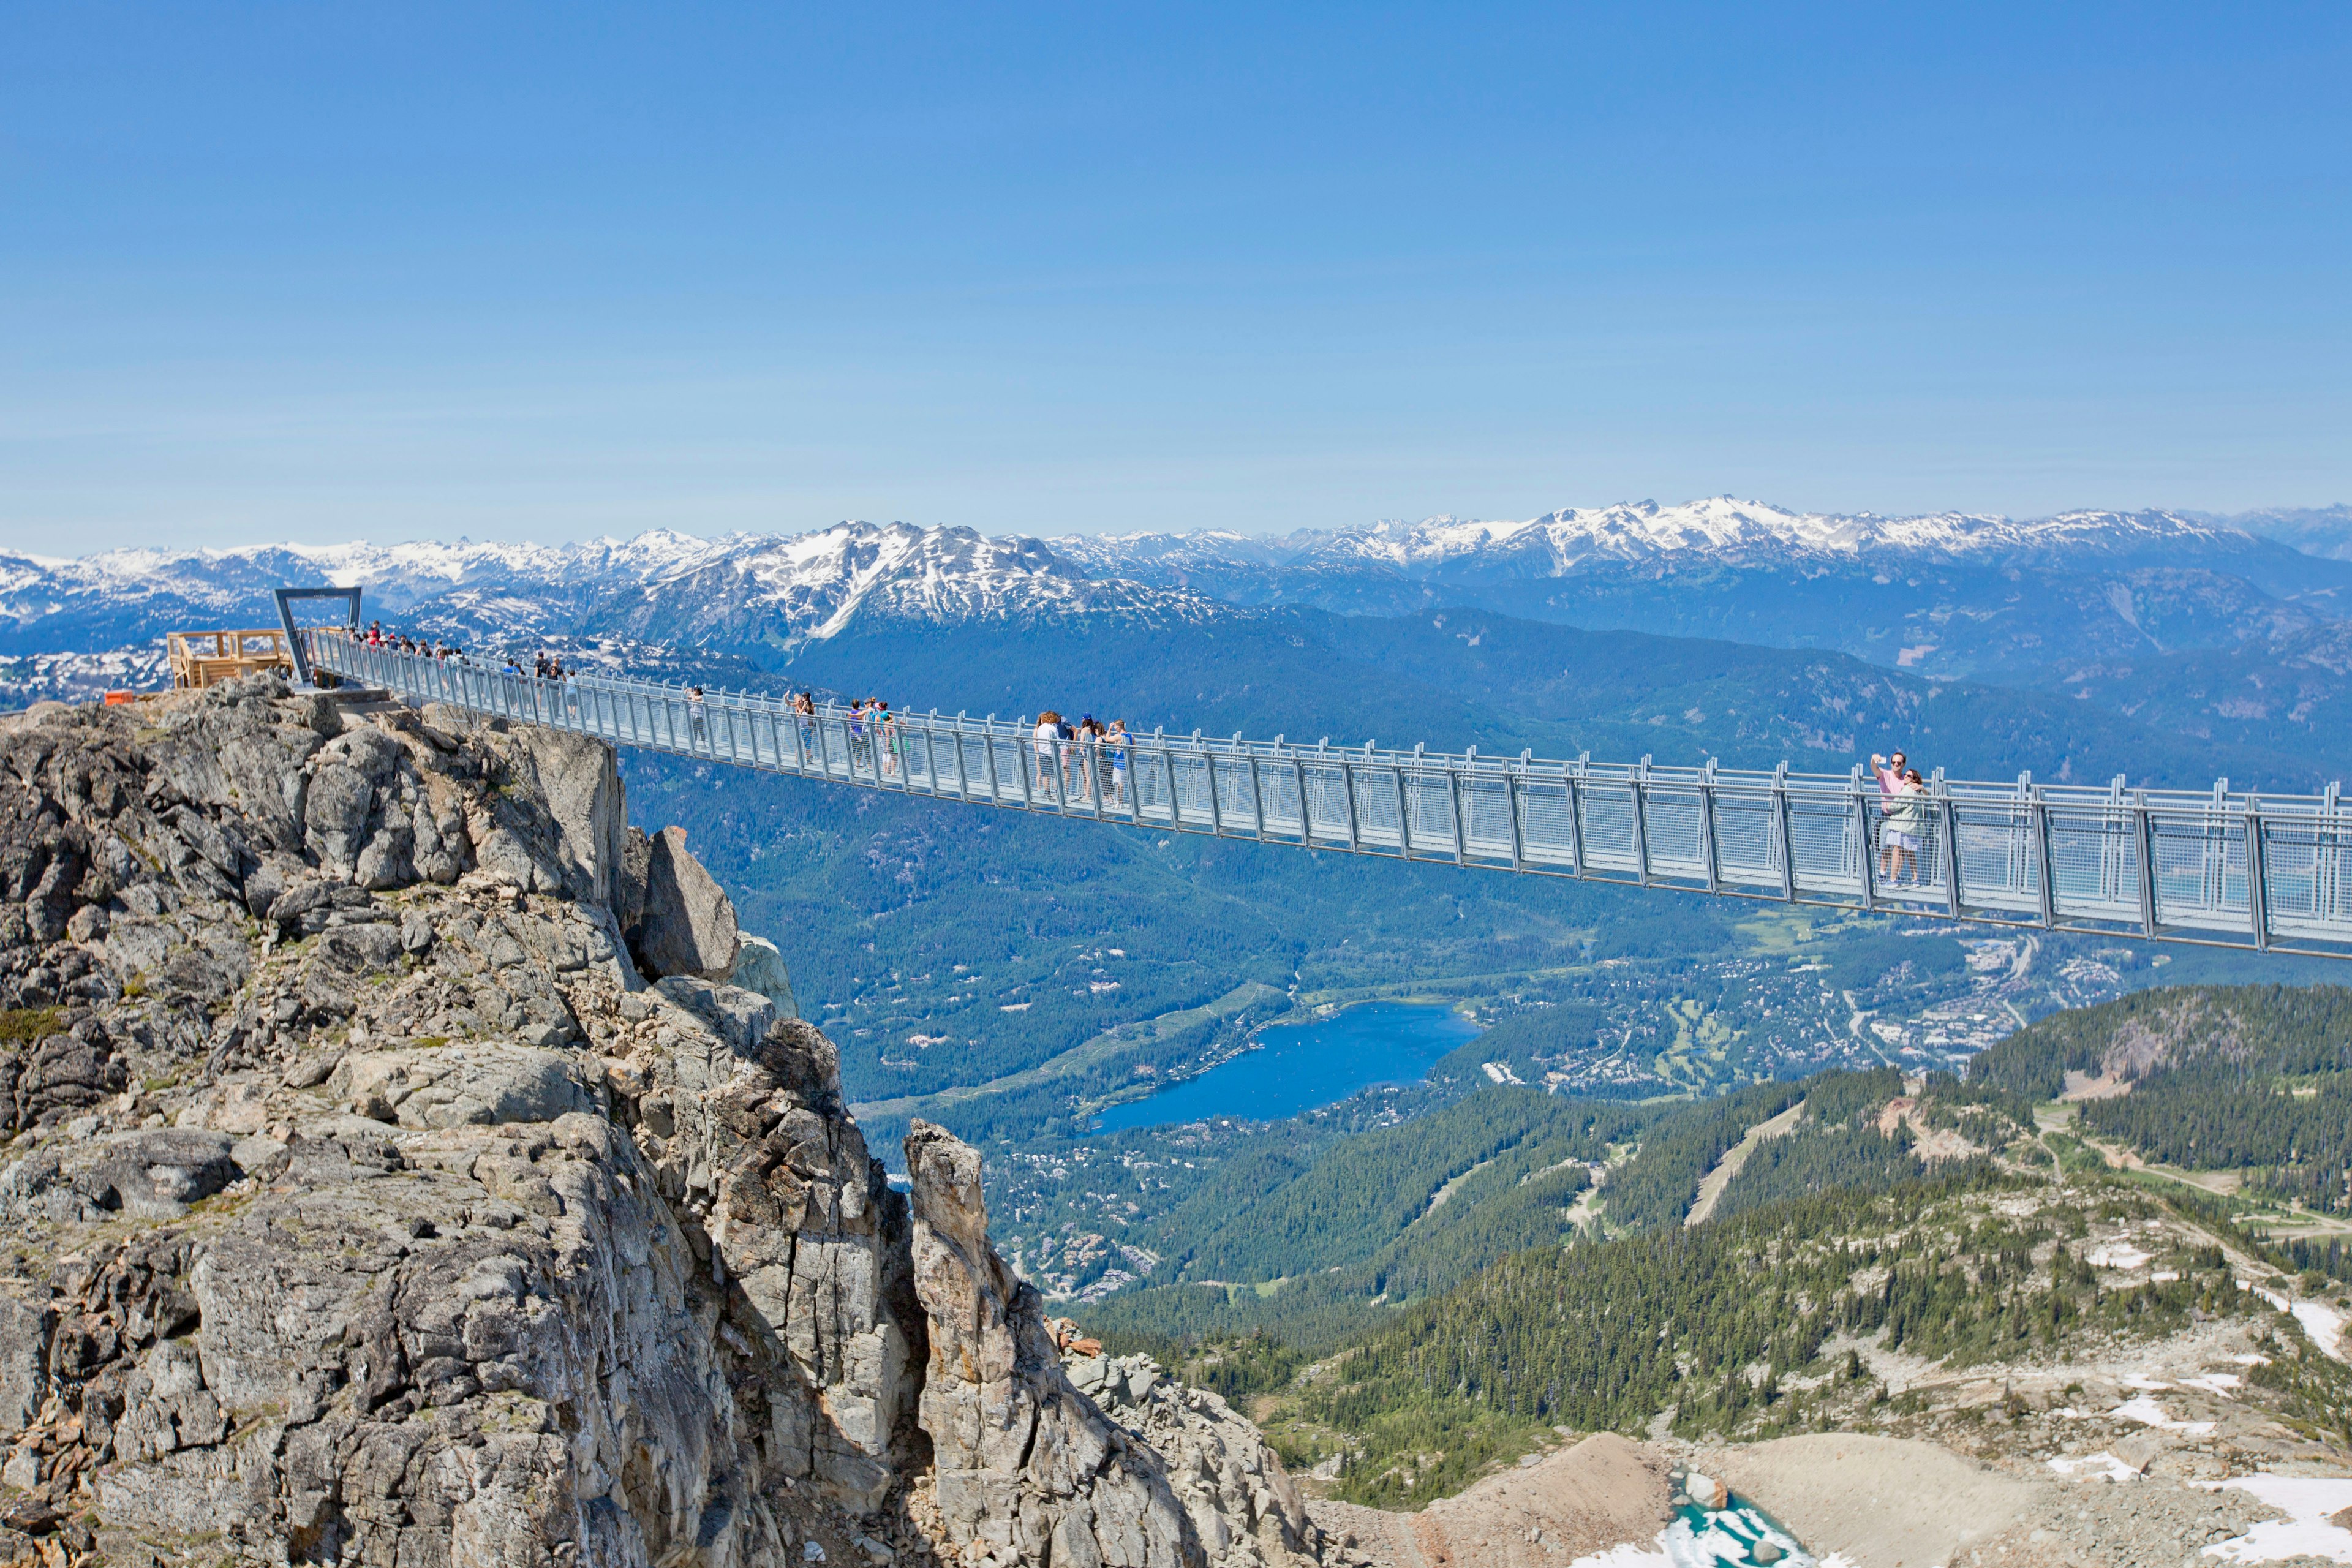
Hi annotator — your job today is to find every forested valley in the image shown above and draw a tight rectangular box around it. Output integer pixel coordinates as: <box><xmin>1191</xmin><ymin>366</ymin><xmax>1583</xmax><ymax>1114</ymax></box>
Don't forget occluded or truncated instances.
<box><xmin>1057</xmin><ymin>986</ymin><xmax>2352</xmax><ymax>1509</ymax></box>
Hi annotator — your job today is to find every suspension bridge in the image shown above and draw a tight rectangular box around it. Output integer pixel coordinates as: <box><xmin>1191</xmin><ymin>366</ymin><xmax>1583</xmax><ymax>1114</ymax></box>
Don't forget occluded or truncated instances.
<box><xmin>295</xmin><ymin>618</ymin><xmax>2352</xmax><ymax>959</ymax></box>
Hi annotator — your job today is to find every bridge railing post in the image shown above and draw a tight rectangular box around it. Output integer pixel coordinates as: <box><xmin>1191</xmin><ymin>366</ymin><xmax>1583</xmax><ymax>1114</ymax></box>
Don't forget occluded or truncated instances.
<box><xmin>2247</xmin><ymin>794</ymin><xmax>2271</xmax><ymax>950</ymax></box>
<box><xmin>1698</xmin><ymin>757</ymin><xmax>1720</xmax><ymax>893</ymax></box>
<box><xmin>1632</xmin><ymin>755</ymin><xmax>1653</xmax><ymax>888</ymax></box>
<box><xmin>1246</xmin><ymin>737</ymin><xmax>1267</xmax><ymax>841</ymax></box>
<box><xmin>1773</xmin><ymin>762</ymin><xmax>1794</xmax><ymax>902</ymax></box>
<box><xmin>1392</xmin><ymin>750</ymin><xmax>1412</xmax><ymax>861</ymax></box>
<box><xmin>1339</xmin><ymin>752</ymin><xmax>1362</xmax><ymax>852</ymax></box>
<box><xmin>1449</xmin><ymin>747</ymin><xmax>1471</xmax><ymax>865</ymax></box>
<box><xmin>1506</xmin><ymin>750</ymin><xmax>1528</xmax><ymax>871</ymax></box>
<box><xmin>1939</xmin><ymin>779</ymin><xmax>1961</xmax><ymax>919</ymax></box>
<box><xmin>1568</xmin><ymin>754</ymin><xmax>1588</xmax><ymax>878</ymax></box>
<box><xmin>1853</xmin><ymin>764</ymin><xmax>1876</xmax><ymax>912</ymax></box>
<box><xmin>1292</xmin><ymin>743</ymin><xmax>1314</xmax><ymax>848</ymax></box>
<box><xmin>2030</xmin><ymin>786</ymin><xmax>2056</xmax><ymax>928</ymax></box>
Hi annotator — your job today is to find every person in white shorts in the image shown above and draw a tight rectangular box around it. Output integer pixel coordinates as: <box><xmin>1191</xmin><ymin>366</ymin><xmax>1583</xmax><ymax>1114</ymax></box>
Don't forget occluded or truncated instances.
<box><xmin>1034</xmin><ymin>711</ymin><xmax>1063</xmax><ymax>794</ymax></box>
<box><xmin>1882</xmin><ymin>766</ymin><xmax>1929</xmax><ymax>884</ymax></box>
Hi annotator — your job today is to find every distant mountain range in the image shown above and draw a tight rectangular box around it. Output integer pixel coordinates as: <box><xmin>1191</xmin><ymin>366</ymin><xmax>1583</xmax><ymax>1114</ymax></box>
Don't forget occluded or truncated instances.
<box><xmin>7</xmin><ymin>498</ymin><xmax>2346</xmax><ymax>683</ymax></box>
<box><xmin>1049</xmin><ymin>499</ymin><xmax>2352</xmax><ymax>680</ymax></box>
<box><xmin>7</xmin><ymin>499</ymin><xmax>2352</xmax><ymax>779</ymax></box>
<box><xmin>2203</xmin><ymin>503</ymin><xmax>2352</xmax><ymax>562</ymax></box>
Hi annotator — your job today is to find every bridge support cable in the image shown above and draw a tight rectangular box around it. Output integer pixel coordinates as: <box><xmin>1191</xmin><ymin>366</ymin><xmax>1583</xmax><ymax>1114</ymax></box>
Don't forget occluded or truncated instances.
<box><xmin>301</xmin><ymin>629</ymin><xmax>2352</xmax><ymax>959</ymax></box>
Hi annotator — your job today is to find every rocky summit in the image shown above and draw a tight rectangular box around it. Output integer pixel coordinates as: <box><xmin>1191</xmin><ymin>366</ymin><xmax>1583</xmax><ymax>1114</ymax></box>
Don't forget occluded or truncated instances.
<box><xmin>0</xmin><ymin>677</ymin><xmax>1321</xmax><ymax>1568</ymax></box>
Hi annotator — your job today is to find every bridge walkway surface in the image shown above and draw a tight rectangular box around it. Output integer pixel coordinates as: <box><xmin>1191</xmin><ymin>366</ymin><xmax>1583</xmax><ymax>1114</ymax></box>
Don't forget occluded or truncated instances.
<box><xmin>302</xmin><ymin>629</ymin><xmax>2352</xmax><ymax>959</ymax></box>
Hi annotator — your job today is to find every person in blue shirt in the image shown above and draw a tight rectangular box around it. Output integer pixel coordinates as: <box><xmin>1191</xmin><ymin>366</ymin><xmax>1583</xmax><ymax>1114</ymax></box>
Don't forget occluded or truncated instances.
<box><xmin>1104</xmin><ymin>718</ymin><xmax>1131</xmax><ymax>809</ymax></box>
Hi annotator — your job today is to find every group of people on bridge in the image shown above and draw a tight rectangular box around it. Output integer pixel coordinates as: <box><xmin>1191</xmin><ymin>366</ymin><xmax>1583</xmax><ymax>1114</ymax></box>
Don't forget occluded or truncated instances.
<box><xmin>1032</xmin><ymin>712</ymin><xmax>1134</xmax><ymax>809</ymax></box>
<box><xmin>358</xmin><ymin>620</ymin><xmax>468</xmax><ymax>663</ymax></box>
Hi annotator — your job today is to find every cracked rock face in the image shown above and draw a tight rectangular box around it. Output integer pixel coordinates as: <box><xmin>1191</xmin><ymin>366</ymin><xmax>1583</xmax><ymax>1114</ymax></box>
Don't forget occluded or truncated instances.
<box><xmin>907</xmin><ymin>1120</ymin><xmax>1199</xmax><ymax>1568</ymax></box>
<box><xmin>0</xmin><ymin>678</ymin><xmax>1314</xmax><ymax>1568</ymax></box>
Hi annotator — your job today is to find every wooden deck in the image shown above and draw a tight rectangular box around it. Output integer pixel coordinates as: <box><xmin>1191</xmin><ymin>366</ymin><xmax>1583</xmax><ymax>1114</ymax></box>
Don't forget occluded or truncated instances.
<box><xmin>168</xmin><ymin>628</ymin><xmax>295</xmax><ymax>690</ymax></box>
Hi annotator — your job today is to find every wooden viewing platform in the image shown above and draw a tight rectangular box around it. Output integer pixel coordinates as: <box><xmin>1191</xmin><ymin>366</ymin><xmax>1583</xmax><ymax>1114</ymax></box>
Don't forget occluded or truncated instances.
<box><xmin>167</xmin><ymin>628</ymin><xmax>295</xmax><ymax>690</ymax></box>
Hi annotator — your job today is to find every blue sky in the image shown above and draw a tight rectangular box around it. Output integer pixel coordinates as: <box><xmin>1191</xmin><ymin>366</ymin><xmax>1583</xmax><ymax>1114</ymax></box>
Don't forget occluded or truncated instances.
<box><xmin>4</xmin><ymin>3</ymin><xmax>2347</xmax><ymax>552</ymax></box>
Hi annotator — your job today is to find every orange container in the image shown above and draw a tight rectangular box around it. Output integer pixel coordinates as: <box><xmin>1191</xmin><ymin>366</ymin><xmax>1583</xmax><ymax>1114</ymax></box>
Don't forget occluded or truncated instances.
<box><xmin>104</xmin><ymin>692</ymin><xmax>137</xmax><ymax>706</ymax></box>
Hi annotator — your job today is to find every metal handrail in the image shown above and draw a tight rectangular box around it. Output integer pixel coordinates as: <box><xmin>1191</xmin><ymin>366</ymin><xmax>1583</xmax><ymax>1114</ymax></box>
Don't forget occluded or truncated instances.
<box><xmin>303</xmin><ymin>629</ymin><xmax>2352</xmax><ymax>959</ymax></box>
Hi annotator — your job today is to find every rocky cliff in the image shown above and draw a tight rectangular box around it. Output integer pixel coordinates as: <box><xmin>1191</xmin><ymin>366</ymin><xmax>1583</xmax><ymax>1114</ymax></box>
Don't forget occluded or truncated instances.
<box><xmin>0</xmin><ymin>679</ymin><xmax>1321</xmax><ymax>1568</ymax></box>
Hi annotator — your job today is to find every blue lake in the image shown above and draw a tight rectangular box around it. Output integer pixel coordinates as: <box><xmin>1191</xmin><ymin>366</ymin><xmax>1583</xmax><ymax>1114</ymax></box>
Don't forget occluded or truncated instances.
<box><xmin>1093</xmin><ymin>1001</ymin><xmax>1482</xmax><ymax>1133</ymax></box>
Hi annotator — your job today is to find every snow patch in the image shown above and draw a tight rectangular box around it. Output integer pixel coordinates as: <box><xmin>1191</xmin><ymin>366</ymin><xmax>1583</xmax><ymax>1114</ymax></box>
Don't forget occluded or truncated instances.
<box><xmin>2049</xmin><ymin>1452</ymin><xmax>2141</xmax><ymax>1483</ymax></box>
<box><xmin>2180</xmin><ymin>1373</ymin><xmax>2245</xmax><ymax>1396</ymax></box>
<box><xmin>2109</xmin><ymin>1395</ymin><xmax>2217</xmax><ymax>1435</ymax></box>
<box><xmin>2086</xmin><ymin>1241</ymin><xmax>2155</xmax><ymax>1270</ymax></box>
<box><xmin>2199</xmin><ymin>1475</ymin><xmax>2352</xmax><ymax>1563</ymax></box>
<box><xmin>2292</xmin><ymin>1300</ymin><xmax>2346</xmax><ymax>1362</ymax></box>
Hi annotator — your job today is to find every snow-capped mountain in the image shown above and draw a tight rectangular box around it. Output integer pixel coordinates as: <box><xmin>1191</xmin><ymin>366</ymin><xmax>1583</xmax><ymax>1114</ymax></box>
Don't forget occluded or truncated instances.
<box><xmin>573</xmin><ymin>523</ymin><xmax>1221</xmax><ymax>657</ymax></box>
<box><xmin>0</xmin><ymin>533</ymin><xmax>737</xmax><ymax>655</ymax></box>
<box><xmin>1050</xmin><ymin>499</ymin><xmax>2352</xmax><ymax>680</ymax></box>
<box><xmin>0</xmin><ymin>522</ymin><xmax>1224</xmax><ymax>672</ymax></box>
<box><xmin>1052</xmin><ymin>497</ymin><xmax>2276</xmax><ymax>577</ymax></box>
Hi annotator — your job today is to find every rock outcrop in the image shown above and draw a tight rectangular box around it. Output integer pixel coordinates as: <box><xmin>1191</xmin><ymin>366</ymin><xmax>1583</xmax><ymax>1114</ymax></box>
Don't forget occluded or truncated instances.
<box><xmin>0</xmin><ymin>677</ymin><xmax>1316</xmax><ymax>1568</ymax></box>
<box><xmin>1054</xmin><ymin>1340</ymin><xmax>1320</xmax><ymax>1567</ymax></box>
<box><xmin>728</xmin><ymin>935</ymin><xmax>799</xmax><ymax>1023</ymax></box>
<box><xmin>907</xmin><ymin>1120</ymin><xmax>1196</xmax><ymax>1567</ymax></box>
<box><xmin>618</xmin><ymin>826</ymin><xmax>739</xmax><ymax>982</ymax></box>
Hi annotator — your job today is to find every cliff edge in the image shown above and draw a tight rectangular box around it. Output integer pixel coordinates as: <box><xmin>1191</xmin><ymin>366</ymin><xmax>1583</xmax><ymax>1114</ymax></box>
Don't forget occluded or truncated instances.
<box><xmin>0</xmin><ymin>678</ymin><xmax>1321</xmax><ymax>1568</ymax></box>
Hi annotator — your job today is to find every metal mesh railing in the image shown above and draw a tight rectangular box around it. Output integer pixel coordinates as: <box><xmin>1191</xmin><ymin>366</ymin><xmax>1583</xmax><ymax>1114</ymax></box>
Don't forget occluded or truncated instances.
<box><xmin>305</xmin><ymin>631</ymin><xmax>2352</xmax><ymax>957</ymax></box>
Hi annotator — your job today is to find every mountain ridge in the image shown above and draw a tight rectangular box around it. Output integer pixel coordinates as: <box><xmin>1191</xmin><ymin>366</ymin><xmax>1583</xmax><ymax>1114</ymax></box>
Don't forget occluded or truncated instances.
<box><xmin>12</xmin><ymin>501</ymin><xmax>2352</xmax><ymax>703</ymax></box>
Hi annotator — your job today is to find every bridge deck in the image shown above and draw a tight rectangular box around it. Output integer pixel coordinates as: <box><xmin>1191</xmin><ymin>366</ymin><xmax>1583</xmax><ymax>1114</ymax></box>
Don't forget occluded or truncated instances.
<box><xmin>304</xmin><ymin>631</ymin><xmax>2352</xmax><ymax>958</ymax></box>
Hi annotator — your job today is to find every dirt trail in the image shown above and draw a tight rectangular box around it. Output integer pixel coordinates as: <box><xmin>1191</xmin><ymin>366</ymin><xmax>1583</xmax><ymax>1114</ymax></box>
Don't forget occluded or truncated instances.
<box><xmin>1708</xmin><ymin>1433</ymin><xmax>2038</xmax><ymax>1567</ymax></box>
<box><xmin>1685</xmin><ymin>1100</ymin><xmax>1804</xmax><ymax>1227</ymax></box>
<box><xmin>1310</xmin><ymin>1434</ymin><xmax>1671</xmax><ymax>1568</ymax></box>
